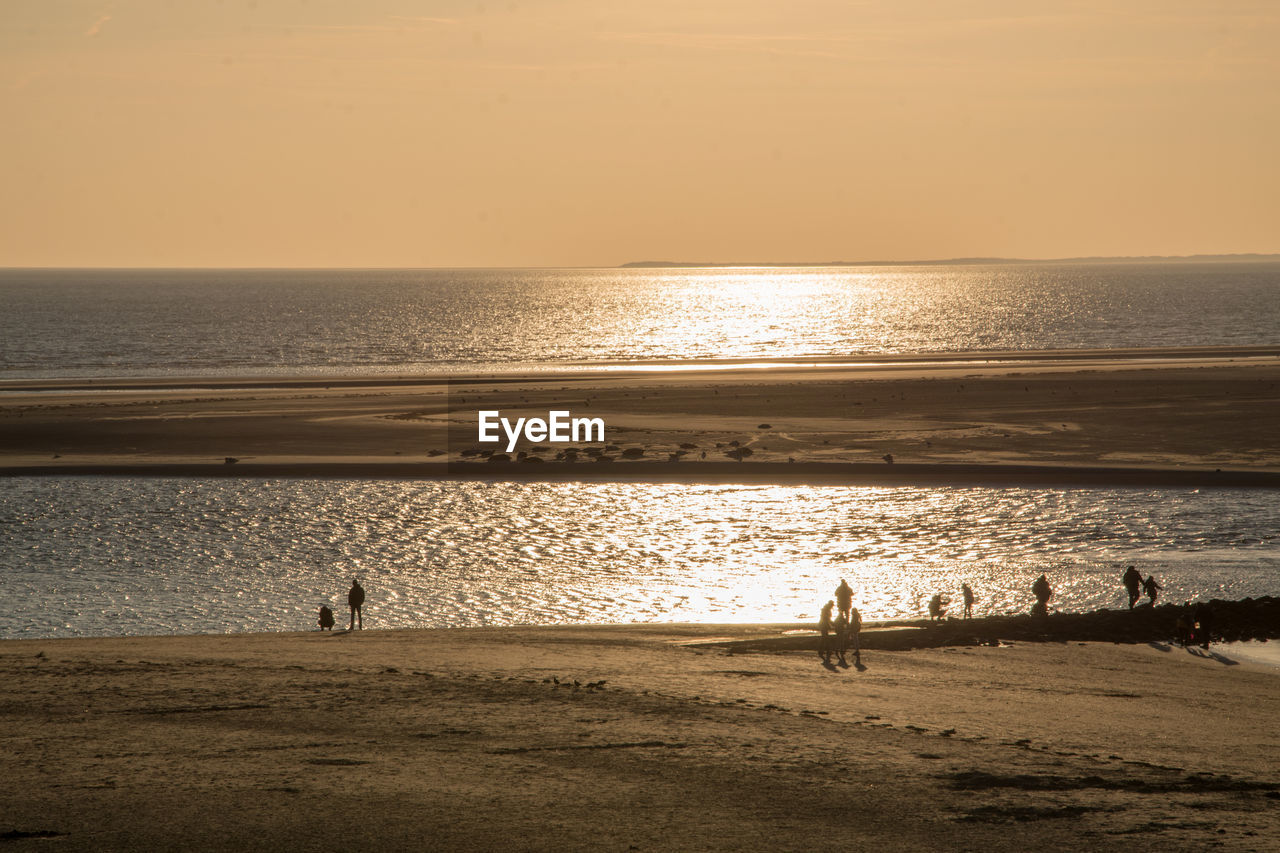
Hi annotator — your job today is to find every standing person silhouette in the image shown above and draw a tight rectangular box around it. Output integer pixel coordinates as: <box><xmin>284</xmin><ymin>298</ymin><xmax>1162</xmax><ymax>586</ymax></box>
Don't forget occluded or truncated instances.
<box><xmin>1192</xmin><ymin>601</ymin><xmax>1212</xmax><ymax>649</ymax></box>
<box><xmin>1142</xmin><ymin>574</ymin><xmax>1162</xmax><ymax>607</ymax></box>
<box><xmin>961</xmin><ymin>583</ymin><xmax>975</xmax><ymax>619</ymax></box>
<box><xmin>1122</xmin><ymin>565</ymin><xmax>1143</xmax><ymax>610</ymax></box>
<box><xmin>817</xmin><ymin>600</ymin><xmax>835</xmax><ymax>663</ymax></box>
<box><xmin>849</xmin><ymin>606</ymin><xmax>862</xmax><ymax>661</ymax></box>
<box><xmin>835</xmin><ymin>579</ymin><xmax>853</xmax><ymax>622</ymax></box>
<box><xmin>348</xmin><ymin>578</ymin><xmax>365</xmax><ymax>630</ymax></box>
<box><xmin>834</xmin><ymin>611</ymin><xmax>849</xmax><ymax>666</ymax></box>
<box><xmin>1031</xmin><ymin>574</ymin><xmax>1052</xmax><ymax>616</ymax></box>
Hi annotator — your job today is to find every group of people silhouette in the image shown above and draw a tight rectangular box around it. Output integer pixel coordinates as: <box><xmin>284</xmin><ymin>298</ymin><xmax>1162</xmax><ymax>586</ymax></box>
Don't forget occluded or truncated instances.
<box><xmin>819</xmin><ymin>565</ymin><xmax>1176</xmax><ymax>628</ymax></box>
<box><xmin>1032</xmin><ymin>566</ymin><xmax>1170</xmax><ymax>618</ymax></box>
<box><xmin>927</xmin><ymin>583</ymin><xmax>978</xmax><ymax>621</ymax></box>
<box><xmin>1121</xmin><ymin>565</ymin><xmax>1163</xmax><ymax>609</ymax></box>
<box><xmin>317</xmin><ymin>579</ymin><xmax>365</xmax><ymax>632</ymax></box>
<box><xmin>1032</xmin><ymin>567</ymin><xmax>1166</xmax><ymax>617</ymax></box>
<box><xmin>1175</xmin><ymin>600</ymin><xmax>1213</xmax><ymax>649</ymax></box>
<box><xmin>919</xmin><ymin>568</ymin><xmax>1168</xmax><ymax>621</ymax></box>
<box><xmin>817</xmin><ymin>578</ymin><xmax>863</xmax><ymax>665</ymax></box>
<box><xmin>321</xmin><ymin>568</ymin><xmax>1188</xmax><ymax>647</ymax></box>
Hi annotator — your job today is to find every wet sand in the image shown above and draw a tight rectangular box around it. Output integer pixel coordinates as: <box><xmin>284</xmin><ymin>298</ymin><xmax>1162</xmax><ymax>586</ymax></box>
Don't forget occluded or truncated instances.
<box><xmin>3</xmin><ymin>347</ymin><xmax>1279</xmax><ymax>482</ymax></box>
<box><xmin>3</xmin><ymin>624</ymin><xmax>1278</xmax><ymax>851</ymax></box>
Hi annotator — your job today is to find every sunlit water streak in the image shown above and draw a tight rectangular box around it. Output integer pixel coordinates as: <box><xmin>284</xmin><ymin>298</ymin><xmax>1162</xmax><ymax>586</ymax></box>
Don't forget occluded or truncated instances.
<box><xmin>2</xmin><ymin>478</ymin><xmax>1276</xmax><ymax>639</ymax></box>
<box><xmin>2</xmin><ymin>263</ymin><xmax>1279</xmax><ymax>379</ymax></box>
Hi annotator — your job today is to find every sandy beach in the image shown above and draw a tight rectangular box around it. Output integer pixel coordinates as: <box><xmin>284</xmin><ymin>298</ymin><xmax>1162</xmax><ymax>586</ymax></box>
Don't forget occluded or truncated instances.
<box><xmin>3</xmin><ymin>347</ymin><xmax>1279</xmax><ymax>483</ymax></box>
<box><xmin>3</xmin><ymin>624</ymin><xmax>1278</xmax><ymax>851</ymax></box>
<box><xmin>5</xmin><ymin>347</ymin><xmax>1280</xmax><ymax>849</ymax></box>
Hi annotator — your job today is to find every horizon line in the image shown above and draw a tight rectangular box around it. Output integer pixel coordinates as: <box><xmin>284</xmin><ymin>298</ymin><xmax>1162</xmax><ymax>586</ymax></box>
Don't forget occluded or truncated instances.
<box><xmin>2</xmin><ymin>251</ymin><xmax>1279</xmax><ymax>272</ymax></box>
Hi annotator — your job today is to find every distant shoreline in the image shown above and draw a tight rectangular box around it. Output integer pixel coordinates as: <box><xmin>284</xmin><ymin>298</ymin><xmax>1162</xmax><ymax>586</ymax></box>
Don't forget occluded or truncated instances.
<box><xmin>3</xmin><ymin>344</ymin><xmax>1279</xmax><ymax>392</ymax></box>
<box><xmin>3</xmin><ymin>253</ymin><xmax>1279</xmax><ymax>272</ymax></box>
<box><xmin>6</xmin><ymin>461</ymin><xmax>1280</xmax><ymax>489</ymax></box>
<box><xmin>620</xmin><ymin>253</ymin><xmax>1280</xmax><ymax>268</ymax></box>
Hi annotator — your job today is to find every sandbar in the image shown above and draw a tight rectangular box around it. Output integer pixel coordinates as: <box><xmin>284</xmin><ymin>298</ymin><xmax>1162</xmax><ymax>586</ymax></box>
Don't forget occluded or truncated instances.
<box><xmin>3</xmin><ymin>346</ymin><xmax>1279</xmax><ymax>485</ymax></box>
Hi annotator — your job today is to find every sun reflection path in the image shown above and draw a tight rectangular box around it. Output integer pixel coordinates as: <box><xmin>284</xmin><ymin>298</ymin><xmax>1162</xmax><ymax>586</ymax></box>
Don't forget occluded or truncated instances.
<box><xmin>1</xmin><ymin>478</ymin><xmax>1277</xmax><ymax>638</ymax></box>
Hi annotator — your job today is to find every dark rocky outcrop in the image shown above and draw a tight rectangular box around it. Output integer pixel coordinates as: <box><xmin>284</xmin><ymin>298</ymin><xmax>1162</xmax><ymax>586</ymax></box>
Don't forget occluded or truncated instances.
<box><xmin>708</xmin><ymin>597</ymin><xmax>1280</xmax><ymax>653</ymax></box>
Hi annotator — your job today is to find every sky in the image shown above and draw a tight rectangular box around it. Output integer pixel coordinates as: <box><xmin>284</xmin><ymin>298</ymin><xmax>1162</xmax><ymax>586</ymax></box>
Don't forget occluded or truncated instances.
<box><xmin>2</xmin><ymin>0</ymin><xmax>1278</xmax><ymax>267</ymax></box>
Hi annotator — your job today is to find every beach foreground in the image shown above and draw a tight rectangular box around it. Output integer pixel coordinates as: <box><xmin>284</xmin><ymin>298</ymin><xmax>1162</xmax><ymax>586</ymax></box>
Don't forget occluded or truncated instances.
<box><xmin>4</xmin><ymin>625</ymin><xmax>1278</xmax><ymax>851</ymax></box>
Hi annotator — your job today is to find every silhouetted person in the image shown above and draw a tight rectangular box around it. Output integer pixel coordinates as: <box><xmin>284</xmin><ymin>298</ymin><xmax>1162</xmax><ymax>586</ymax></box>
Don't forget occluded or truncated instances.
<box><xmin>1142</xmin><ymin>574</ymin><xmax>1162</xmax><ymax>607</ymax></box>
<box><xmin>1192</xmin><ymin>601</ymin><xmax>1212</xmax><ymax>649</ymax></box>
<box><xmin>834</xmin><ymin>612</ymin><xmax>849</xmax><ymax>666</ymax></box>
<box><xmin>348</xmin><ymin>578</ymin><xmax>365</xmax><ymax>630</ymax></box>
<box><xmin>928</xmin><ymin>594</ymin><xmax>947</xmax><ymax>620</ymax></box>
<box><xmin>849</xmin><ymin>606</ymin><xmax>862</xmax><ymax>660</ymax></box>
<box><xmin>318</xmin><ymin>605</ymin><xmax>335</xmax><ymax>631</ymax></box>
<box><xmin>818</xmin><ymin>600</ymin><xmax>835</xmax><ymax>662</ymax></box>
<box><xmin>961</xmin><ymin>583</ymin><xmax>975</xmax><ymax>618</ymax></box>
<box><xmin>1175</xmin><ymin>604</ymin><xmax>1192</xmax><ymax>646</ymax></box>
<box><xmin>1031</xmin><ymin>574</ymin><xmax>1052</xmax><ymax>615</ymax></box>
<box><xmin>835</xmin><ymin>579</ymin><xmax>853</xmax><ymax>622</ymax></box>
<box><xmin>1122</xmin><ymin>565</ymin><xmax>1143</xmax><ymax>610</ymax></box>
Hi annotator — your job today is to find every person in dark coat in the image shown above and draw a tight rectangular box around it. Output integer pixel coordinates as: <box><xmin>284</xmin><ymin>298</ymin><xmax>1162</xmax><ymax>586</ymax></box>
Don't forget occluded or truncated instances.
<box><xmin>318</xmin><ymin>605</ymin><xmax>335</xmax><ymax>631</ymax></box>
<box><xmin>1031</xmin><ymin>574</ymin><xmax>1052</xmax><ymax>615</ymax></box>
<box><xmin>348</xmin><ymin>579</ymin><xmax>365</xmax><ymax>630</ymax></box>
<box><xmin>817</xmin><ymin>600</ymin><xmax>835</xmax><ymax>662</ymax></box>
<box><xmin>848</xmin><ymin>607</ymin><xmax>862</xmax><ymax>660</ymax></box>
<box><xmin>1192</xmin><ymin>601</ymin><xmax>1212</xmax><ymax>649</ymax></box>
<box><xmin>1122</xmin><ymin>565</ymin><xmax>1143</xmax><ymax>610</ymax></box>
<box><xmin>835</xmin><ymin>579</ymin><xmax>853</xmax><ymax>622</ymax></box>
<box><xmin>1142</xmin><ymin>574</ymin><xmax>1162</xmax><ymax>607</ymax></box>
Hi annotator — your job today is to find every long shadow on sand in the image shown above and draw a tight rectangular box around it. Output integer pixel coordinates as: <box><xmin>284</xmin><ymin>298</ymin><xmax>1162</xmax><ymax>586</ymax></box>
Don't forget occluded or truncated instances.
<box><xmin>1185</xmin><ymin>646</ymin><xmax>1238</xmax><ymax>666</ymax></box>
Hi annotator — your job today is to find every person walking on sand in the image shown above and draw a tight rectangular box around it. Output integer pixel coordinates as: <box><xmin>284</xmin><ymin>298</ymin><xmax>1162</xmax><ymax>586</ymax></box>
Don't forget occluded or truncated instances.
<box><xmin>1122</xmin><ymin>565</ymin><xmax>1143</xmax><ymax>610</ymax></box>
<box><xmin>834</xmin><ymin>611</ymin><xmax>849</xmax><ymax>666</ymax></box>
<box><xmin>818</xmin><ymin>600</ymin><xmax>835</xmax><ymax>662</ymax></box>
<box><xmin>348</xmin><ymin>578</ymin><xmax>365</xmax><ymax>630</ymax></box>
<box><xmin>1031</xmin><ymin>574</ymin><xmax>1052</xmax><ymax>615</ymax></box>
<box><xmin>849</xmin><ymin>606</ymin><xmax>862</xmax><ymax>661</ymax></box>
<box><xmin>1142</xmin><ymin>574</ymin><xmax>1162</xmax><ymax>607</ymax></box>
<box><xmin>961</xmin><ymin>583</ymin><xmax>975</xmax><ymax>619</ymax></box>
<box><xmin>835</xmin><ymin>579</ymin><xmax>853</xmax><ymax>622</ymax></box>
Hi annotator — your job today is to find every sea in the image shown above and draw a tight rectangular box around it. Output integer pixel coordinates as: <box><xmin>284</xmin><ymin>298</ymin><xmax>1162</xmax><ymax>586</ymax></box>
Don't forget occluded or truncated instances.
<box><xmin>2</xmin><ymin>262</ymin><xmax>1279</xmax><ymax>639</ymax></box>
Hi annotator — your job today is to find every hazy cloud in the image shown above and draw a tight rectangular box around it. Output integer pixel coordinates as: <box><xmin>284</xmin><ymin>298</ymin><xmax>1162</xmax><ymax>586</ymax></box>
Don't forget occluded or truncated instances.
<box><xmin>85</xmin><ymin>12</ymin><xmax>112</xmax><ymax>38</ymax></box>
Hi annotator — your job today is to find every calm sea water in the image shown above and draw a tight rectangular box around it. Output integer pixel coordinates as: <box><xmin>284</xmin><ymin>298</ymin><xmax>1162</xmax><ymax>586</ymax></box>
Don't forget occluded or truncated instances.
<box><xmin>2</xmin><ymin>262</ymin><xmax>1279</xmax><ymax>379</ymax></box>
<box><xmin>1</xmin><ymin>478</ymin><xmax>1276</xmax><ymax>639</ymax></box>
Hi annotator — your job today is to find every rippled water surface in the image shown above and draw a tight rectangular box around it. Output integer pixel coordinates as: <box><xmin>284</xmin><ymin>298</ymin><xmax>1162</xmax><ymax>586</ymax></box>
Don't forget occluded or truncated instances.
<box><xmin>2</xmin><ymin>478</ymin><xmax>1276</xmax><ymax>639</ymax></box>
<box><xmin>3</xmin><ymin>263</ymin><xmax>1279</xmax><ymax>378</ymax></box>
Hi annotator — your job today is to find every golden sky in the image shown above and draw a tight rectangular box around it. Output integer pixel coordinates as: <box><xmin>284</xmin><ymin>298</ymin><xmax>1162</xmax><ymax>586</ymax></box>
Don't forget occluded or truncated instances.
<box><xmin>3</xmin><ymin>1</ymin><xmax>1277</xmax><ymax>267</ymax></box>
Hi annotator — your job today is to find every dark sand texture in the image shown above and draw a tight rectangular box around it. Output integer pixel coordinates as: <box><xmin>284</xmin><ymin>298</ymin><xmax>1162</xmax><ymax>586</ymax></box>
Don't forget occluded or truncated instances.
<box><xmin>3</xmin><ymin>625</ymin><xmax>1279</xmax><ymax>851</ymax></box>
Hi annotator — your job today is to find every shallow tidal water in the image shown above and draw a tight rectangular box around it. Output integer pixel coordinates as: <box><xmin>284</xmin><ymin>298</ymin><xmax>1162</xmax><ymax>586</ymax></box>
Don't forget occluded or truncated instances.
<box><xmin>2</xmin><ymin>478</ymin><xmax>1276</xmax><ymax>639</ymax></box>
